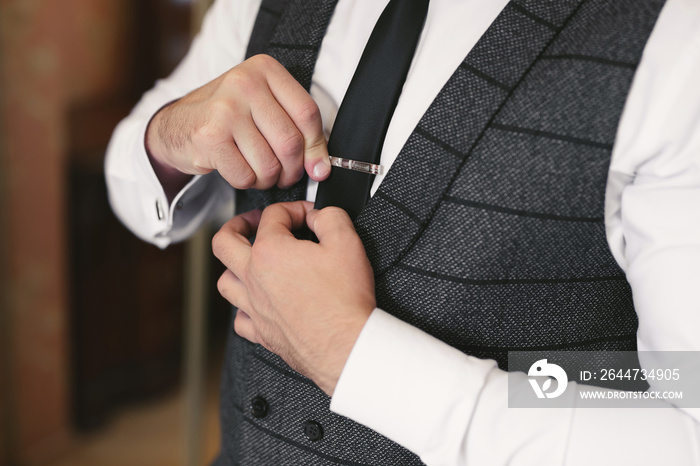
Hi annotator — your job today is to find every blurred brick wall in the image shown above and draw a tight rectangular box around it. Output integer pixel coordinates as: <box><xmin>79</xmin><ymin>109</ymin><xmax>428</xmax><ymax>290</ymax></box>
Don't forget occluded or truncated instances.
<box><xmin>0</xmin><ymin>1</ymin><xmax>135</xmax><ymax>464</ymax></box>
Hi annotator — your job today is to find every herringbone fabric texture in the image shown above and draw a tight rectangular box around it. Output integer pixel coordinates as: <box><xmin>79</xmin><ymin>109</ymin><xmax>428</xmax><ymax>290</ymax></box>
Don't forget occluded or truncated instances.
<box><xmin>217</xmin><ymin>1</ymin><xmax>667</xmax><ymax>464</ymax></box>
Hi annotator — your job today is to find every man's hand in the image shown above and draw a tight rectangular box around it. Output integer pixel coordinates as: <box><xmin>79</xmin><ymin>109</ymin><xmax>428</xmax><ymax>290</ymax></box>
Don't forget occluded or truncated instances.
<box><xmin>212</xmin><ymin>201</ymin><xmax>376</xmax><ymax>396</ymax></box>
<box><xmin>146</xmin><ymin>55</ymin><xmax>331</xmax><ymax>198</ymax></box>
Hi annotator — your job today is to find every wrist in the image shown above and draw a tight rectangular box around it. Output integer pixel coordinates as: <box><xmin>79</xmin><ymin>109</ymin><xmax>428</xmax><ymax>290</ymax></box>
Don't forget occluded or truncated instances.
<box><xmin>317</xmin><ymin>305</ymin><xmax>374</xmax><ymax>396</ymax></box>
<box><xmin>145</xmin><ymin>106</ymin><xmax>193</xmax><ymax>201</ymax></box>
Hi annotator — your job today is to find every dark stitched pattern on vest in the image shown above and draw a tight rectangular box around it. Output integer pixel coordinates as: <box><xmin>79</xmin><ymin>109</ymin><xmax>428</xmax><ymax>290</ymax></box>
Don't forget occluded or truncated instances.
<box><xmin>217</xmin><ymin>1</ymin><xmax>666</xmax><ymax>464</ymax></box>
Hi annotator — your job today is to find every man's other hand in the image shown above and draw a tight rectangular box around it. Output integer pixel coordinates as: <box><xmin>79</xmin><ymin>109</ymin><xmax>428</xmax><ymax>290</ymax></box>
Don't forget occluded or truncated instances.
<box><xmin>212</xmin><ymin>201</ymin><xmax>375</xmax><ymax>396</ymax></box>
<box><xmin>146</xmin><ymin>55</ymin><xmax>331</xmax><ymax>198</ymax></box>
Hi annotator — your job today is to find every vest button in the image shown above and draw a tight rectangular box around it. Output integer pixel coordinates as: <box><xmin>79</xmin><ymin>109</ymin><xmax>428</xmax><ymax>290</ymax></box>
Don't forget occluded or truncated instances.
<box><xmin>250</xmin><ymin>396</ymin><xmax>269</xmax><ymax>419</ymax></box>
<box><xmin>303</xmin><ymin>420</ymin><xmax>323</xmax><ymax>441</ymax></box>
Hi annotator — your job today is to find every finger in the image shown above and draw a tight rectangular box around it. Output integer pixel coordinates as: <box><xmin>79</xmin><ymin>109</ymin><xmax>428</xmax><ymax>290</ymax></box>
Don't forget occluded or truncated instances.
<box><xmin>261</xmin><ymin>56</ymin><xmax>331</xmax><ymax>182</ymax></box>
<box><xmin>209</xmin><ymin>138</ymin><xmax>257</xmax><ymax>189</ymax></box>
<box><xmin>306</xmin><ymin>207</ymin><xmax>358</xmax><ymax>246</ymax></box>
<box><xmin>233</xmin><ymin>309</ymin><xmax>258</xmax><ymax>344</ymax></box>
<box><xmin>232</xmin><ymin>117</ymin><xmax>282</xmax><ymax>190</ymax></box>
<box><xmin>250</xmin><ymin>92</ymin><xmax>305</xmax><ymax>188</ymax></box>
<box><xmin>212</xmin><ymin>211</ymin><xmax>261</xmax><ymax>275</ymax></box>
<box><xmin>217</xmin><ymin>269</ymin><xmax>250</xmax><ymax>310</ymax></box>
<box><xmin>258</xmin><ymin>201</ymin><xmax>314</xmax><ymax>239</ymax></box>
<box><xmin>238</xmin><ymin>209</ymin><xmax>263</xmax><ymax>232</ymax></box>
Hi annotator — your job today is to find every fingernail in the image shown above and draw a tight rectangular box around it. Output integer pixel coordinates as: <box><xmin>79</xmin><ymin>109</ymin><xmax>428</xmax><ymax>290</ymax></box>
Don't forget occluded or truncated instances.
<box><xmin>313</xmin><ymin>159</ymin><xmax>330</xmax><ymax>179</ymax></box>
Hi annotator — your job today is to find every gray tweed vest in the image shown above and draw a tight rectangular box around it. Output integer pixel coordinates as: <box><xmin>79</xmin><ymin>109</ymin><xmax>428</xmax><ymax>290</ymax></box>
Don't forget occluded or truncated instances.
<box><xmin>219</xmin><ymin>1</ymin><xmax>666</xmax><ymax>464</ymax></box>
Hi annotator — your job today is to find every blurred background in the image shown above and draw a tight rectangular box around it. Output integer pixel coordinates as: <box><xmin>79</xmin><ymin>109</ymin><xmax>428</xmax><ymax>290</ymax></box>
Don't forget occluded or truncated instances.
<box><xmin>0</xmin><ymin>0</ymin><xmax>233</xmax><ymax>464</ymax></box>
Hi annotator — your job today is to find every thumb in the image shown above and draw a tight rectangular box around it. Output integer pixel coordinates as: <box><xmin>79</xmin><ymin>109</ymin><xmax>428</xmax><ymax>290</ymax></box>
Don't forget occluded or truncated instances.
<box><xmin>304</xmin><ymin>136</ymin><xmax>331</xmax><ymax>182</ymax></box>
<box><xmin>306</xmin><ymin>207</ymin><xmax>356</xmax><ymax>245</ymax></box>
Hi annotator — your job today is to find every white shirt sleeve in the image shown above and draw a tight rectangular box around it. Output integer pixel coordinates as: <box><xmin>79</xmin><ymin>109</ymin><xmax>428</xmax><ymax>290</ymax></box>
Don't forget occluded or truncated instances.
<box><xmin>332</xmin><ymin>310</ymin><xmax>700</xmax><ymax>466</ymax></box>
<box><xmin>330</xmin><ymin>1</ymin><xmax>700</xmax><ymax>464</ymax></box>
<box><xmin>104</xmin><ymin>0</ymin><xmax>262</xmax><ymax>248</ymax></box>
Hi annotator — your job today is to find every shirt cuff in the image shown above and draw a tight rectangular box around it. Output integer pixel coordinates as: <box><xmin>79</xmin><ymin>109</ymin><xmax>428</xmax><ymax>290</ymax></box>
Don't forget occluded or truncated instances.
<box><xmin>330</xmin><ymin>309</ymin><xmax>582</xmax><ymax>465</ymax></box>
<box><xmin>105</xmin><ymin>116</ymin><xmax>233</xmax><ymax>248</ymax></box>
<box><xmin>330</xmin><ymin>308</ymin><xmax>497</xmax><ymax>463</ymax></box>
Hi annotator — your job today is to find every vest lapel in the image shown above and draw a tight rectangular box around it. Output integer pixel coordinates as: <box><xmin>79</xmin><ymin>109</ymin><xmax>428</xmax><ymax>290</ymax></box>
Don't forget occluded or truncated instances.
<box><xmin>355</xmin><ymin>0</ymin><xmax>584</xmax><ymax>276</ymax></box>
<box><xmin>264</xmin><ymin>0</ymin><xmax>339</xmax><ymax>90</ymax></box>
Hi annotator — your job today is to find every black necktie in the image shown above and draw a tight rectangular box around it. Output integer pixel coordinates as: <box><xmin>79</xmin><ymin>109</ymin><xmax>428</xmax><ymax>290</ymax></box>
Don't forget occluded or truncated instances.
<box><xmin>314</xmin><ymin>0</ymin><xmax>430</xmax><ymax>220</ymax></box>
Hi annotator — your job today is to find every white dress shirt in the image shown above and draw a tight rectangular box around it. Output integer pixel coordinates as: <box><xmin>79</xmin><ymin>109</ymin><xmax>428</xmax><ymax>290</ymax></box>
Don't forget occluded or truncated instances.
<box><xmin>105</xmin><ymin>0</ymin><xmax>700</xmax><ymax>464</ymax></box>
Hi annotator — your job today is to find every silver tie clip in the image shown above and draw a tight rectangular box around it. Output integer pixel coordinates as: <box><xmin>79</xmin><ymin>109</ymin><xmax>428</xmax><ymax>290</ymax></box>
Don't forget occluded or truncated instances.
<box><xmin>329</xmin><ymin>156</ymin><xmax>384</xmax><ymax>175</ymax></box>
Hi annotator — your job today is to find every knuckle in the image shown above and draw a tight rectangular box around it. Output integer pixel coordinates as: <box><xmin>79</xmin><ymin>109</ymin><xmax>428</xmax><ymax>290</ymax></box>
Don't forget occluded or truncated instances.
<box><xmin>250</xmin><ymin>238</ymin><xmax>267</xmax><ymax>261</ymax></box>
<box><xmin>248</xmin><ymin>53</ymin><xmax>273</xmax><ymax>67</ymax></box>
<box><xmin>317</xmin><ymin>207</ymin><xmax>354</xmax><ymax>238</ymax></box>
<box><xmin>233</xmin><ymin>315</ymin><xmax>251</xmax><ymax>338</ymax></box>
<box><xmin>233</xmin><ymin>316</ymin><xmax>243</xmax><ymax>334</ymax></box>
<box><xmin>208</xmin><ymin>99</ymin><xmax>233</xmax><ymax>120</ymax></box>
<box><xmin>261</xmin><ymin>158</ymin><xmax>282</xmax><ymax>180</ymax></box>
<box><xmin>277</xmin><ymin>170</ymin><xmax>303</xmax><ymax>189</ymax></box>
<box><xmin>191</xmin><ymin>119</ymin><xmax>217</xmax><ymax>146</ymax></box>
<box><xmin>252</xmin><ymin>161</ymin><xmax>279</xmax><ymax>190</ymax></box>
<box><xmin>211</xmin><ymin>231</ymin><xmax>227</xmax><ymax>258</ymax></box>
<box><xmin>247</xmin><ymin>54</ymin><xmax>282</xmax><ymax>76</ymax></box>
<box><xmin>305</xmin><ymin>134</ymin><xmax>327</xmax><ymax>156</ymax></box>
<box><xmin>192</xmin><ymin>123</ymin><xmax>234</xmax><ymax>161</ymax></box>
<box><xmin>236</xmin><ymin>167</ymin><xmax>257</xmax><ymax>189</ymax></box>
<box><xmin>217</xmin><ymin>154</ymin><xmax>257</xmax><ymax>189</ymax></box>
<box><xmin>277</xmin><ymin>130</ymin><xmax>304</xmax><ymax>160</ymax></box>
<box><xmin>222</xmin><ymin>67</ymin><xmax>243</xmax><ymax>86</ymax></box>
<box><xmin>295</xmin><ymin>100</ymin><xmax>322</xmax><ymax>128</ymax></box>
<box><xmin>206</xmin><ymin>95</ymin><xmax>246</xmax><ymax>126</ymax></box>
<box><xmin>216</xmin><ymin>273</ymin><xmax>228</xmax><ymax>295</ymax></box>
<box><xmin>251</xmin><ymin>237</ymin><xmax>274</xmax><ymax>264</ymax></box>
<box><xmin>223</xmin><ymin>68</ymin><xmax>257</xmax><ymax>96</ymax></box>
<box><xmin>264</xmin><ymin>202</ymin><xmax>284</xmax><ymax>218</ymax></box>
<box><xmin>255</xmin><ymin>179</ymin><xmax>276</xmax><ymax>191</ymax></box>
